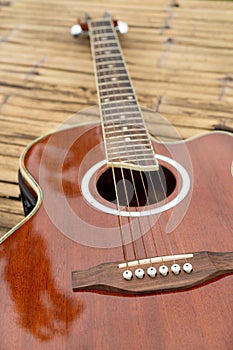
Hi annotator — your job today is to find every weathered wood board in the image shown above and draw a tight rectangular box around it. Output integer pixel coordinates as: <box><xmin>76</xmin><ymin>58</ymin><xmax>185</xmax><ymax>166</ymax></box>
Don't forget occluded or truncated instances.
<box><xmin>0</xmin><ymin>0</ymin><xmax>233</xmax><ymax>237</ymax></box>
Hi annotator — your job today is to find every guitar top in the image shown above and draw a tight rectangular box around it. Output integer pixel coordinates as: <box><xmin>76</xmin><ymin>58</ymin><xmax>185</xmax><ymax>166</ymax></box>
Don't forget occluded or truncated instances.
<box><xmin>0</xmin><ymin>13</ymin><xmax>233</xmax><ymax>350</ymax></box>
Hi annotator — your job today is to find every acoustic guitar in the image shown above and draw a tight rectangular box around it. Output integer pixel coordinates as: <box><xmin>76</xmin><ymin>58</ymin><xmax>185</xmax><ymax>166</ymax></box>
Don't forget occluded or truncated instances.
<box><xmin>1</xmin><ymin>13</ymin><xmax>232</xmax><ymax>350</ymax></box>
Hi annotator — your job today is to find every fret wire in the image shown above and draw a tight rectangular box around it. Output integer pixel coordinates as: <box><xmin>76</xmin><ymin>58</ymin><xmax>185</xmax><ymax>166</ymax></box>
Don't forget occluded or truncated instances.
<box><xmin>90</xmin><ymin>27</ymin><xmax>114</xmax><ymax>33</ymax></box>
<box><xmin>107</xmin><ymin>144</ymin><xmax>152</xmax><ymax>152</ymax></box>
<box><xmin>107</xmin><ymin>139</ymin><xmax>151</xmax><ymax>148</ymax></box>
<box><xmin>97</xmin><ymin>68</ymin><xmax>128</xmax><ymax>75</ymax></box>
<box><xmin>108</xmin><ymin>146</ymin><xmax>151</xmax><ymax>156</ymax></box>
<box><xmin>100</xmin><ymin>88</ymin><xmax>134</xmax><ymax>96</ymax></box>
<box><xmin>93</xmin><ymin>43</ymin><xmax>119</xmax><ymax>50</ymax></box>
<box><xmin>97</xmin><ymin>62</ymin><xmax>125</xmax><ymax>70</ymax></box>
<box><xmin>98</xmin><ymin>74</ymin><xmax>130</xmax><ymax>81</ymax></box>
<box><xmin>108</xmin><ymin>148</ymin><xmax>154</xmax><ymax>156</ymax></box>
<box><xmin>102</xmin><ymin>103</ymin><xmax>137</xmax><ymax>110</ymax></box>
<box><xmin>89</xmin><ymin>28</ymin><xmax>114</xmax><ymax>34</ymax></box>
<box><xmin>106</xmin><ymin>133</ymin><xmax>148</xmax><ymax>139</ymax></box>
<box><xmin>95</xmin><ymin>47</ymin><xmax>120</xmax><ymax>53</ymax></box>
<box><xmin>104</xmin><ymin>123</ymin><xmax>144</xmax><ymax>129</ymax></box>
<box><xmin>101</xmin><ymin>106</ymin><xmax>140</xmax><ymax>113</ymax></box>
<box><xmin>99</xmin><ymin>84</ymin><xmax>132</xmax><ymax>92</ymax></box>
<box><xmin>95</xmin><ymin>56</ymin><xmax>124</xmax><ymax>63</ymax></box>
<box><xmin>102</xmin><ymin>103</ymin><xmax>138</xmax><ymax>109</ymax></box>
<box><xmin>90</xmin><ymin>29</ymin><xmax>111</xmax><ymax>33</ymax></box>
<box><xmin>98</xmin><ymin>70</ymin><xmax>128</xmax><ymax>78</ymax></box>
<box><xmin>109</xmin><ymin>156</ymin><xmax>155</xmax><ymax>163</ymax></box>
<box><xmin>101</xmin><ymin>99</ymin><xmax>136</xmax><ymax>106</ymax></box>
<box><xmin>103</xmin><ymin>115</ymin><xmax>141</xmax><ymax>122</ymax></box>
<box><xmin>94</xmin><ymin>44</ymin><xmax>118</xmax><ymax>51</ymax></box>
<box><xmin>103</xmin><ymin>111</ymin><xmax>141</xmax><ymax>120</ymax></box>
<box><xmin>107</xmin><ymin>144</ymin><xmax>154</xmax><ymax>156</ymax></box>
<box><xmin>106</xmin><ymin>126</ymin><xmax>146</xmax><ymax>136</ymax></box>
<box><xmin>95</xmin><ymin>51</ymin><xmax>122</xmax><ymax>59</ymax></box>
<box><xmin>103</xmin><ymin>113</ymin><xmax>141</xmax><ymax>119</ymax></box>
<box><xmin>103</xmin><ymin>119</ymin><xmax>143</xmax><ymax>126</ymax></box>
<box><xmin>100</xmin><ymin>93</ymin><xmax>135</xmax><ymax>101</ymax></box>
<box><xmin>109</xmin><ymin>155</ymin><xmax>156</xmax><ymax>161</ymax></box>
<box><xmin>95</xmin><ymin>50</ymin><xmax>121</xmax><ymax>57</ymax></box>
<box><xmin>90</xmin><ymin>21</ymin><xmax>113</xmax><ymax>27</ymax></box>
<box><xmin>98</xmin><ymin>79</ymin><xmax>132</xmax><ymax>87</ymax></box>
<box><xmin>101</xmin><ymin>99</ymin><xmax>137</xmax><ymax>104</ymax></box>
<box><xmin>102</xmin><ymin>110</ymin><xmax>140</xmax><ymax>116</ymax></box>
<box><xmin>100</xmin><ymin>85</ymin><xmax>133</xmax><ymax>92</ymax></box>
<box><xmin>93</xmin><ymin>34</ymin><xmax>118</xmax><ymax>43</ymax></box>
<box><xmin>105</xmin><ymin>131</ymin><xmax>147</xmax><ymax>137</ymax></box>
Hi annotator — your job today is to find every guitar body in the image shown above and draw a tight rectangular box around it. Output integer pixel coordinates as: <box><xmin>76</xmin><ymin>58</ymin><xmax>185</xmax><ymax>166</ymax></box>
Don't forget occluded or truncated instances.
<box><xmin>0</xmin><ymin>118</ymin><xmax>232</xmax><ymax>350</ymax></box>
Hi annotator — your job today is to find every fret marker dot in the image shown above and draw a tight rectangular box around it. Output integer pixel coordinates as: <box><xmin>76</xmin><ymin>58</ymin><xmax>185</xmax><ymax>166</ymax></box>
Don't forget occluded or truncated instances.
<box><xmin>108</xmin><ymin>64</ymin><xmax>114</xmax><ymax>68</ymax></box>
<box><xmin>123</xmin><ymin>126</ymin><xmax>128</xmax><ymax>131</ymax></box>
<box><xmin>120</xmin><ymin>115</ymin><xmax>125</xmax><ymax>119</ymax></box>
<box><xmin>125</xmin><ymin>137</ymin><xmax>131</xmax><ymax>141</ymax></box>
<box><xmin>111</xmin><ymin>77</ymin><xmax>117</xmax><ymax>81</ymax></box>
<box><xmin>128</xmin><ymin>96</ymin><xmax>133</xmax><ymax>100</ymax></box>
<box><xmin>104</xmin><ymin>98</ymin><xmax>109</xmax><ymax>102</ymax></box>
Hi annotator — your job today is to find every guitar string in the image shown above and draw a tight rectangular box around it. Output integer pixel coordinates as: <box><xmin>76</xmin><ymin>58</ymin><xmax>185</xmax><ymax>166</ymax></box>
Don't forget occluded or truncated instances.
<box><xmin>89</xmin><ymin>17</ymin><xmax>187</xmax><ymax>340</ymax></box>
<box><xmin>89</xmin><ymin>20</ymin><xmax>131</xmax><ymax>262</ymax></box>
<box><xmin>90</xmin><ymin>19</ymin><xmax>143</xmax><ymax>262</ymax></box>
<box><xmin>102</xmin><ymin>19</ymin><xmax>167</xmax><ymax>262</ymax></box>
<box><xmin>93</xmin><ymin>19</ymin><xmax>150</xmax><ymax>262</ymax></box>
<box><xmin>105</xmin><ymin>15</ymin><xmax>189</xmax><ymax>338</ymax></box>
<box><xmin>111</xmin><ymin>165</ymin><xmax>130</xmax><ymax>262</ymax></box>
<box><xmin>148</xmin><ymin>168</ymin><xmax>188</xmax><ymax>263</ymax></box>
<box><xmin>93</xmin><ymin>19</ymin><xmax>166</xmax><ymax>263</ymax></box>
<box><xmin>109</xmin><ymin>25</ymin><xmax>187</xmax><ymax>263</ymax></box>
<box><xmin>104</xmin><ymin>19</ymin><xmax>154</xmax><ymax>262</ymax></box>
<box><xmin>91</xmin><ymin>18</ymin><xmax>186</xmax><ymax>267</ymax></box>
<box><xmin>129</xmin><ymin>168</ymin><xmax>155</xmax><ymax>258</ymax></box>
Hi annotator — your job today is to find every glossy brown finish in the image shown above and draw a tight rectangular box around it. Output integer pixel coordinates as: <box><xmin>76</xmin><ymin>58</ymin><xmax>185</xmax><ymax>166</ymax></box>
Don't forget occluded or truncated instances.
<box><xmin>0</xmin><ymin>124</ymin><xmax>233</xmax><ymax>349</ymax></box>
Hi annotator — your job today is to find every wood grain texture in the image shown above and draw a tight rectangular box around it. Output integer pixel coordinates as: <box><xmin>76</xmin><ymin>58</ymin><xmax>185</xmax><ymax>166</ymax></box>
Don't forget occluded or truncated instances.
<box><xmin>0</xmin><ymin>122</ymin><xmax>232</xmax><ymax>349</ymax></box>
<box><xmin>1</xmin><ymin>0</ymin><xmax>233</xmax><ymax>234</ymax></box>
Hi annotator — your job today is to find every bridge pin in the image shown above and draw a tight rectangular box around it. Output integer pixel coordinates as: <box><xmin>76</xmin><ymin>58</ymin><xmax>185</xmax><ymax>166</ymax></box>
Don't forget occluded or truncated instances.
<box><xmin>159</xmin><ymin>265</ymin><xmax>169</xmax><ymax>276</ymax></box>
<box><xmin>171</xmin><ymin>263</ymin><xmax>181</xmax><ymax>275</ymax></box>
<box><xmin>183</xmin><ymin>263</ymin><xmax>193</xmax><ymax>273</ymax></box>
<box><xmin>147</xmin><ymin>266</ymin><xmax>157</xmax><ymax>278</ymax></box>
<box><xmin>123</xmin><ymin>270</ymin><xmax>133</xmax><ymax>281</ymax></box>
<box><xmin>135</xmin><ymin>268</ymin><xmax>145</xmax><ymax>279</ymax></box>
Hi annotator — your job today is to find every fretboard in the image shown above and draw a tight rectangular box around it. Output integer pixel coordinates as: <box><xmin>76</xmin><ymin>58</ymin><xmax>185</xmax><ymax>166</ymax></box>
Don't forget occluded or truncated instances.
<box><xmin>89</xmin><ymin>18</ymin><xmax>158</xmax><ymax>171</ymax></box>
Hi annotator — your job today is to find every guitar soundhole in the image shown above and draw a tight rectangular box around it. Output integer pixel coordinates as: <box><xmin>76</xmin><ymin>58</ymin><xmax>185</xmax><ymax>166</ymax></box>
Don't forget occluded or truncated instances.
<box><xmin>97</xmin><ymin>166</ymin><xmax>176</xmax><ymax>207</ymax></box>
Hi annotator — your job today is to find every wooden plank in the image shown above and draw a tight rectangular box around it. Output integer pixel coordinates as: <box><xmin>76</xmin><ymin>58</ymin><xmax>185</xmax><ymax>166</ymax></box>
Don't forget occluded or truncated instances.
<box><xmin>0</xmin><ymin>209</ymin><xmax>24</xmax><ymax>233</ymax></box>
<box><xmin>0</xmin><ymin>182</ymin><xmax>20</xmax><ymax>198</ymax></box>
<box><xmin>0</xmin><ymin>0</ymin><xmax>233</xmax><ymax>238</ymax></box>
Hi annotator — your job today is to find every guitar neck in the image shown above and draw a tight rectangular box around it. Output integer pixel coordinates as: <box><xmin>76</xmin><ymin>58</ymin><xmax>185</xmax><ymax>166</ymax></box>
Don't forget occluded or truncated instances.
<box><xmin>88</xmin><ymin>17</ymin><xmax>158</xmax><ymax>171</ymax></box>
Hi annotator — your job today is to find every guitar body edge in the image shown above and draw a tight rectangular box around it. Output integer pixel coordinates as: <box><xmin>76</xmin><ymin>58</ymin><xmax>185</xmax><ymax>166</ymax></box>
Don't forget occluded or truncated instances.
<box><xmin>0</xmin><ymin>121</ymin><xmax>232</xmax><ymax>350</ymax></box>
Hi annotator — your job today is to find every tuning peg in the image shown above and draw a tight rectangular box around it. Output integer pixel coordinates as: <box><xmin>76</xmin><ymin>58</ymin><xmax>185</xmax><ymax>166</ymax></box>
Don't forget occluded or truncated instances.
<box><xmin>116</xmin><ymin>20</ymin><xmax>128</xmax><ymax>34</ymax></box>
<box><xmin>70</xmin><ymin>24</ymin><xmax>83</xmax><ymax>37</ymax></box>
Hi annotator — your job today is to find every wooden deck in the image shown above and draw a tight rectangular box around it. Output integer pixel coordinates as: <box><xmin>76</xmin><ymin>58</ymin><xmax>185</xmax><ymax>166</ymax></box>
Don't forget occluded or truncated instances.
<box><xmin>0</xmin><ymin>0</ymin><xmax>233</xmax><ymax>237</ymax></box>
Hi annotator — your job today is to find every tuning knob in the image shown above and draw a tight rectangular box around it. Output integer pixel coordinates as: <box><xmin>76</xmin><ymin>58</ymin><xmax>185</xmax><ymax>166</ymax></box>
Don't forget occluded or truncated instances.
<box><xmin>116</xmin><ymin>20</ymin><xmax>128</xmax><ymax>34</ymax></box>
<box><xmin>70</xmin><ymin>24</ymin><xmax>83</xmax><ymax>37</ymax></box>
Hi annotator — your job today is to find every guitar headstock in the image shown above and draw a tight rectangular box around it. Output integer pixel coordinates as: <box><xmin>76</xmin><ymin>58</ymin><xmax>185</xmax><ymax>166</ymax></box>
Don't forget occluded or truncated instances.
<box><xmin>70</xmin><ymin>12</ymin><xmax>128</xmax><ymax>37</ymax></box>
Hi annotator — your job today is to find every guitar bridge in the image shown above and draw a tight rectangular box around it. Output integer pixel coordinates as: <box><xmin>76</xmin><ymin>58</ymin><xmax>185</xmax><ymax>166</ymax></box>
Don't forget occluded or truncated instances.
<box><xmin>72</xmin><ymin>251</ymin><xmax>233</xmax><ymax>295</ymax></box>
